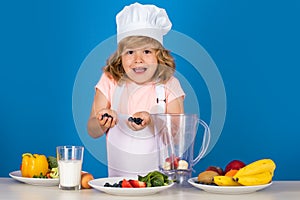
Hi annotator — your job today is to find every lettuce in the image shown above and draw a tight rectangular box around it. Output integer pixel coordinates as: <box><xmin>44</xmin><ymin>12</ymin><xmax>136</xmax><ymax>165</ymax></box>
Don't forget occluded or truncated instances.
<box><xmin>138</xmin><ymin>171</ymin><xmax>171</xmax><ymax>187</ymax></box>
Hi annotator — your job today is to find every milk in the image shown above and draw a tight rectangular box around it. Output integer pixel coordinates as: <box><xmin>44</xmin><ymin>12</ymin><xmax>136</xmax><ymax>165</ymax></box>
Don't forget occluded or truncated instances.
<box><xmin>58</xmin><ymin>160</ymin><xmax>82</xmax><ymax>188</ymax></box>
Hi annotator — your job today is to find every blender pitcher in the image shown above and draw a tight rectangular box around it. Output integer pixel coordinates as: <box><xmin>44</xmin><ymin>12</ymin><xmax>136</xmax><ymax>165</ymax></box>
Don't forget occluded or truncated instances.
<box><xmin>151</xmin><ymin>114</ymin><xmax>211</xmax><ymax>184</ymax></box>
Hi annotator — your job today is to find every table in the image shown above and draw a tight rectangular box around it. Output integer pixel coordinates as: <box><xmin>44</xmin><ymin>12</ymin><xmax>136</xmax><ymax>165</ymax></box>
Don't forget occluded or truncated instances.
<box><xmin>0</xmin><ymin>178</ymin><xmax>299</xmax><ymax>200</ymax></box>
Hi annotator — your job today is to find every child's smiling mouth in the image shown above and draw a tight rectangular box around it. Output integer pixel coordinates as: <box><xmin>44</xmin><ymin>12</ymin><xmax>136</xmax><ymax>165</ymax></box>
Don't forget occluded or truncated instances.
<box><xmin>133</xmin><ymin>67</ymin><xmax>147</xmax><ymax>73</ymax></box>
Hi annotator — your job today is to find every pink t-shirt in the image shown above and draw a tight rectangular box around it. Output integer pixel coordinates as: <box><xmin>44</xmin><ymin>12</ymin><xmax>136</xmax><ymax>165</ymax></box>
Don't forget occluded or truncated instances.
<box><xmin>95</xmin><ymin>73</ymin><xmax>185</xmax><ymax>114</ymax></box>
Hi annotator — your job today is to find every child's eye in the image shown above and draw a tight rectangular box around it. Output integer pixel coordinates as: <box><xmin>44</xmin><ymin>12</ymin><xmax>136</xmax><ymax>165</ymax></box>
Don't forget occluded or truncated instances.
<box><xmin>126</xmin><ymin>50</ymin><xmax>134</xmax><ymax>55</ymax></box>
<box><xmin>144</xmin><ymin>50</ymin><xmax>152</xmax><ymax>54</ymax></box>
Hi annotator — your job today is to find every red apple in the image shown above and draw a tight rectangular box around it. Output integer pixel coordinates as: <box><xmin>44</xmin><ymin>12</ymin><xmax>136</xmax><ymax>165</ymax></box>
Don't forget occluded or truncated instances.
<box><xmin>224</xmin><ymin>160</ymin><xmax>246</xmax><ymax>173</ymax></box>
<box><xmin>205</xmin><ymin>166</ymin><xmax>224</xmax><ymax>175</ymax></box>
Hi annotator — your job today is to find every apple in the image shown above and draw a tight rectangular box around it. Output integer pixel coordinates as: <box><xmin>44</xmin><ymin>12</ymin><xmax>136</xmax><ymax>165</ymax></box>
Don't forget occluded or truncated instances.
<box><xmin>205</xmin><ymin>166</ymin><xmax>224</xmax><ymax>175</ymax></box>
<box><xmin>224</xmin><ymin>160</ymin><xmax>246</xmax><ymax>173</ymax></box>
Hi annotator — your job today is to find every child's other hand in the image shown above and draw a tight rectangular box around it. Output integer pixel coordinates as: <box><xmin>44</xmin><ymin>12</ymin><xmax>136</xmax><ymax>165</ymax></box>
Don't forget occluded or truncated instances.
<box><xmin>127</xmin><ymin>111</ymin><xmax>151</xmax><ymax>131</ymax></box>
<box><xmin>96</xmin><ymin>109</ymin><xmax>118</xmax><ymax>130</ymax></box>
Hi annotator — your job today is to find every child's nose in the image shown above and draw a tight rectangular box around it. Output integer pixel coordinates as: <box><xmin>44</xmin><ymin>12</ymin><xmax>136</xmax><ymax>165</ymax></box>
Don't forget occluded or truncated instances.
<box><xmin>134</xmin><ymin>52</ymin><xmax>143</xmax><ymax>63</ymax></box>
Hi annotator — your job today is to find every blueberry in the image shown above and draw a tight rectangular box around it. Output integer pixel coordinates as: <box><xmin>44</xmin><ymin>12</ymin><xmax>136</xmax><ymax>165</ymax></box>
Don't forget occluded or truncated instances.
<box><xmin>104</xmin><ymin>182</ymin><xmax>111</xmax><ymax>187</ymax></box>
<box><xmin>134</xmin><ymin>118</ymin><xmax>143</xmax><ymax>125</ymax></box>
<box><xmin>113</xmin><ymin>183</ymin><xmax>119</xmax><ymax>187</ymax></box>
<box><xmin>128</xmin><ymin>117</ymin><xmax>135</xmax><ymax>122</ymax></box>
<box><xmin>118</xmin><ymin>180</ymin><xmax>123</xmax><ymax>187</ymax></box>
<box><xmin>101</xmin><ymin>113</ymin><xmax>113</xmax><ymax>120</ymax></box>
<box><xmin>128</xmin><ymin>117</ymin><xmax>143</xmax><ymax>125</ymax></box>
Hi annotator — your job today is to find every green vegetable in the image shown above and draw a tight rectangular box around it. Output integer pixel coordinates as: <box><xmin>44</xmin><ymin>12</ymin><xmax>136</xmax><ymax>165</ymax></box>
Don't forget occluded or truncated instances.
<box><xmin>33</xmin><ymin>172</ymin><xmax>47</xmax><ymax>179</ymax></box>
<box><xmin>47</xmin><ymin>156</ymin><xmax>58</xmax><ymax>169</ymax></box>
<box><xmin>138</xmin><ymin>171</ymin><xmax>171</xmax><ymax>187</ymax></box>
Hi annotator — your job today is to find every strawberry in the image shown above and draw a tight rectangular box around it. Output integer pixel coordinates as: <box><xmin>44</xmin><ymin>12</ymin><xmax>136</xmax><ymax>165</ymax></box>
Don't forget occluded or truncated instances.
<box><xmin>129</xmin><ymin>180</ymin><xmax>146</xmax><ymax>188</ymax></box>
<box><xmin>165</xmin><ymin>155</ymin><xmax>180</xmax><ymax>169</ymax></box>
<box><xmin>121</xmin><ymin>179</ymin><xmax>133</xmax><ymax>188</ymax></box>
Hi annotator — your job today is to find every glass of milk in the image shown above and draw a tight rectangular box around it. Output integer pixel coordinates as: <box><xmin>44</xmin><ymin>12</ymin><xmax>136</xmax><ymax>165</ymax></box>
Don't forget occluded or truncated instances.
<box><xmin>56</xmin><ymin>145</ymin><xmax>84</xmax><ymax>190</ymax></box>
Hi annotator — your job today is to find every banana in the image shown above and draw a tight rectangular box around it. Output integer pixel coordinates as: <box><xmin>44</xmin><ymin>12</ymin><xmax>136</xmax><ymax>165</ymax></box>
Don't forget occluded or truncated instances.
<box><xmin>234</xmin><ymin>171</ymin><xmax>273</xmax><ymax>186</ymax></box>
<box><xmin>213</xmin><ymin>176</ymin><xmax>241</xmax><ymax>186</ymax></box>
<box><xmin>233</xmin><ymin>159</ymin><xmax>276</xmax><ymax>178</ymax></box>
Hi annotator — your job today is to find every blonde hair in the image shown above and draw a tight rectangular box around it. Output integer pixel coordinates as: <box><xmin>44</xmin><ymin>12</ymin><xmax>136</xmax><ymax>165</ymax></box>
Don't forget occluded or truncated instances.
<box><xmin>103</xmin><ymin>36</ymin><xmax>175</xmax><ymax>84</ymax></box>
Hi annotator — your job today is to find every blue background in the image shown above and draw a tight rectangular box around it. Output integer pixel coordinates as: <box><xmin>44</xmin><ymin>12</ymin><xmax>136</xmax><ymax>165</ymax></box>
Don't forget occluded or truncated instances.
<box><xmin>1</xmin><ymin>0</ymin><xmax>299</xmax><ymax>180</ymax></box>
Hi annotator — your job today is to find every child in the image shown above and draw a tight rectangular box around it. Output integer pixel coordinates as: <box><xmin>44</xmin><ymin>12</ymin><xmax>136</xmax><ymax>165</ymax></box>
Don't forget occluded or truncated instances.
<box><xmin>87</xmin><ymin>2</ymin><xmax>185</xmax><ymax>177</ymax></box>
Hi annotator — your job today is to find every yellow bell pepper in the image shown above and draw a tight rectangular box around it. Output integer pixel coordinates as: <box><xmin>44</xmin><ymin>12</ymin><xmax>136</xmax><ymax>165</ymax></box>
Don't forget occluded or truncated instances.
<box><xmin>21</xmin><ymin>153</ymin><xmax>49</xmax><ymax>178</ymax></box>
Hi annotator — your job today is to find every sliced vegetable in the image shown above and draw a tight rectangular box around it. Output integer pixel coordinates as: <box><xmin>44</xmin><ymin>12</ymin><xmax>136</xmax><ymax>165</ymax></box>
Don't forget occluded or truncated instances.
<box><xmin>50</xmin><ymin>167</ymin><xmax>59</xmax><ymax>178</ymax></box>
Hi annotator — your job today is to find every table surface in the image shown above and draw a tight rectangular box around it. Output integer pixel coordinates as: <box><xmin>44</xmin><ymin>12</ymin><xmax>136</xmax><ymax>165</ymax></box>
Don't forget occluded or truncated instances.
<box><xmin>1</xmin><ymin>178</ymin><xmax>299</xmax><ymax>200</ymax></box>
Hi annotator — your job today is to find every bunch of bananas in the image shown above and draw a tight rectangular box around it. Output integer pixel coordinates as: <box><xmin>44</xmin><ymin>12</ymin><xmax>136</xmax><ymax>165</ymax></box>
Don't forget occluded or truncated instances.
<box><xmin>213</xmin><ymin>159</ymin><xmax>276</xmax><ymax>186</ymax></box>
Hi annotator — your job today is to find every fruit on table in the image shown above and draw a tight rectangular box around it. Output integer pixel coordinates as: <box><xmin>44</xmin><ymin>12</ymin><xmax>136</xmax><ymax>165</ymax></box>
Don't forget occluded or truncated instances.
<box><xmin>197</xmin><ymin>170</ymin><xmax>219</xmax><ymax>184</ymax></box>
<box><xmin>81</xmin><ymin>172</ymin><xmax>94</xmax><ymax>189</ymax></box>
<box><xmin>104</xmin><ymin>179</ymin><xmax>147</xmax><ymax>188</ymax></box>
<box><xmin>196</xmin><ymin>158</ymin><xmax>276</xmax><ymax>186</ymax></box>
<box><xmin>206</xmin><ymin>166</ymin><xmax>224</xmax><ymax>175</ymax></box>
<box><xmin>234</xmin><ymin>159</ymin><xmax>276</xmax><ymax>177</ymax></box>
<box><xmin>213</xmin><ymin>175</ymin><xmax>241</xmax><ymax>186</ymax></box>
<box><xmin>120</xmin><ymin>179</ymin><xmax>146</xmax><ymax>188</ymax></box>
<box><xmin>129</xmin><ymin>179</ymin><xmax>147</xmax><ymax>188</ymax></box>
<box><xmin>224</xmin><ymin>160</ymin><xmax>246</xmax><ymax>174</ymax></box>
<box><xmin>234</xmin><ymin>171</ymin><xmax>273</xmax><ymax>186</ymax></box>
<box><xmin>233</xmin><ymin>159</ymin><xmax>276</xmax><ymax>186</ymax></box>
<box><xmin>224</xmin><ymin>169</ymin><xmax>239</xmax><ymax>177</ymax></box>
<box><xmin>121</xmin><ymin>179</ymin><xmax>133</xmax><ymax>188</ymax></box>
<box><xmin>21</xmin><ymin>153</ymin><xmax>49</xmax><ymax>178</ymax></box>
<box><xmin>104</xmin><ymin>180</ymin><xmax>123</xmax><ymax>187</ymax></box>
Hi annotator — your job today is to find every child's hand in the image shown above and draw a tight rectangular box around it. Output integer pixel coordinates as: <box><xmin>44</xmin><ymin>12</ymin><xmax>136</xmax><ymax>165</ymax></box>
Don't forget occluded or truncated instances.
<box><xmin>127</xmin><ymin>111</ymin><xmax>151</xmax><ymax>131</ymax></box>
<box><xmin>96</xmin><ymin>109</ymin><xmax>118</xmax><ymax>131</ymax></box>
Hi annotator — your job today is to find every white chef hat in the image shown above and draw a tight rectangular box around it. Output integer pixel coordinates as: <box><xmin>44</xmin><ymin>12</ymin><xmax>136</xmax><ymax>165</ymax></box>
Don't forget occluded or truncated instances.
<box><xmin>116</xmin><ymin>2</ymin><xmax>172</xmax><ymax>44</ymax></box>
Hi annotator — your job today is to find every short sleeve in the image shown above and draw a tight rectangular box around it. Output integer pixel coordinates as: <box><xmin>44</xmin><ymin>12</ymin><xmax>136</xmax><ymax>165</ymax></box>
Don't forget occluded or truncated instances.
<box><xmin>165</xmin><ymin>76</ymin><xmax>185</xmax><ymax>103</ymax></box>
<box><xmin>95</xmin><ymin>73</ymin><xmax>117</xmax><ymax>104</ymax></box>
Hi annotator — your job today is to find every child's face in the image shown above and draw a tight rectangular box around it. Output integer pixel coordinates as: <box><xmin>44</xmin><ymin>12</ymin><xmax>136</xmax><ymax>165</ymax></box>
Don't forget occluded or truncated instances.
<box><xmin>121</xmin><ymin>46</ymin><xmax>158</xmax><ymax>84</ymax></box>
